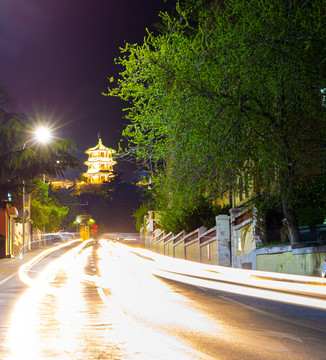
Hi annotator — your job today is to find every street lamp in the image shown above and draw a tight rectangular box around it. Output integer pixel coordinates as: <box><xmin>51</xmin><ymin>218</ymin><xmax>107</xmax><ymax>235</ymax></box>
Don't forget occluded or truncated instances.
<box><xmin>22</xmin><ymin>125</ymin><xmax>52</xmax><ymax>150</ymax></box>
<box><xmin>34</xmin><ymin>126</ymin><xmax>52</xmax><ymax>144</ymax></box>
<box><xmin>21</xmin><ymin>126</ymin><xmax>52</xmax><ymax>256</ymax></box>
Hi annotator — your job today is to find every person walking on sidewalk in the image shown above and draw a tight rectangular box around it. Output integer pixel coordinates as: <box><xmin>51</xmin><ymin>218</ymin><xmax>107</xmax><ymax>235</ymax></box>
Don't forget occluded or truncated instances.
<box><xmin>322</xmin><ymin>259</ymin><xmax>326</xmax><ymax>278</ymax></box>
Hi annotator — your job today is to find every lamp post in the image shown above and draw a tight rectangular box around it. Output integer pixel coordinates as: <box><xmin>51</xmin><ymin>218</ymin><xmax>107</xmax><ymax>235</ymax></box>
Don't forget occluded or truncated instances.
<box><xmin>21</xmin><ymin>126</ymin><xmax>52</xmax><ymax>255</ymax></box>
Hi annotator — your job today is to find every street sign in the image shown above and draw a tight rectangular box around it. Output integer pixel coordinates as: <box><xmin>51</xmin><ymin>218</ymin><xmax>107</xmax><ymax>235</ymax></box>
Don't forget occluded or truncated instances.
<box><xmin>92</xmin><ymin>224</ymin><xmax>98</xmax><ymax>232</ymax></box>
<box><xmin>81</xmin><ymin>226</ymin><xmax>90</xmax><ymax>241</ymax></box>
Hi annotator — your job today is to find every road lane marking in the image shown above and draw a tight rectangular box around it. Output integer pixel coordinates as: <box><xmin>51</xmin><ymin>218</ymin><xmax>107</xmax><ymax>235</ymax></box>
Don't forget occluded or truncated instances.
<box><xmin>0</xmin><ymin>273</ymin><xmax>16</xmax><ymax>286</ymax></box>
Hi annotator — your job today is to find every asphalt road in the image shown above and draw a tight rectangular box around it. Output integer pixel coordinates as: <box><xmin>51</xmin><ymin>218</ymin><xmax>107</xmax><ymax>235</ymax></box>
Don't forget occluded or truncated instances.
<box><xmin>0</xmin><ymin>240</ymin><xmax>325</xmax><ymax>360</ymax></box>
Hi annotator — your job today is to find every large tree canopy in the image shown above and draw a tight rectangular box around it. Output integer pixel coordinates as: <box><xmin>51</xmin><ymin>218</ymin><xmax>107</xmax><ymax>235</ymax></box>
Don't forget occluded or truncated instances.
<box><xmin>107</xmin><ymin>0</ymin><xmax>326</xmax><ymax>240</ymax></box>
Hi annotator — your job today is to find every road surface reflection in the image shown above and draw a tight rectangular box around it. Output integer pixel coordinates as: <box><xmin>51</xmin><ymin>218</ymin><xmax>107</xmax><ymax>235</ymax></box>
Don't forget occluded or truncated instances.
<box><xmin>5</xmin><ymin>240</ymin><xmax>222</xmax><ymax>360</ymax></box>
<box><xmin>5</xmin><ymin>239</ymin><xmax>326</xmax><ymax>359</ymax></box>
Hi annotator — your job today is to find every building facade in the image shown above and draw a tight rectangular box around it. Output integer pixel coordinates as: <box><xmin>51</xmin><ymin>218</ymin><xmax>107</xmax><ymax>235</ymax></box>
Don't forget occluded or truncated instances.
<box><xmin>83</xmin><ymin>137</ymin><xmax>116</xmax><ymax>183</ymax></box>
<box><xmin>0</xmin><ymin>193</ymin><xmax>32</xmax><ymax>258</ymax></box>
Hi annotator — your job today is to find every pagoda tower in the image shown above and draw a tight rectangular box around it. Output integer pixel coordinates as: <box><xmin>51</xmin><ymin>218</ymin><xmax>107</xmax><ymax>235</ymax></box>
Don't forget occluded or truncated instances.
<box><xmin>83</xmin><ymin>137</ymin><xmax>116</xmax><ymax>183</ymax></box>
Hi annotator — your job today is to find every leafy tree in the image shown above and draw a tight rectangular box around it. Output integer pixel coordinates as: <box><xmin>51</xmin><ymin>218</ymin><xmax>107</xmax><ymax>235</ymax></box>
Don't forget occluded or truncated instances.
<box><xmin>294</xmin><ymin>177</ymin><xmax>326</xmax><ymax>227</ymax></box>
<box><xmin>159</xmin><ymin>195</ymin><xmax>230</xmax><ymax>234</ymax></box>
<box><xmin>50</xmin><ymin>186</ymin><xmax>83</xmax><ymax>231</ymax></box>
<box><xmin>254</xmin><ymin>176</ymin><xmax>326</xmax><ymax>246</ymax></box>
<box><xmin>0</xmin><ymin>88</ymin><xmax>81</xmax><ymax>207</ymax></box>
<box><xmin>132</xmin><ymin>203</ymin><xmax>152</xmax><ymax>232</ymax></box>
<box><xmin>31</xmin><ymin>178</ymin><xmax>68</xmax><ymax>232</ymax></box>
<box><xmin>107</xmin><ymin>0</ymin><xmax>326</xmax><ymax>242</ymax></box>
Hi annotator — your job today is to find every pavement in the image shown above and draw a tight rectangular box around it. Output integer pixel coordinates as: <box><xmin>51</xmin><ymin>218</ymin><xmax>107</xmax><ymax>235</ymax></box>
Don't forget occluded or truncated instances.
<box><xmin>0</xmin><ymin>247</ymin><xmax>52</xmax><ymax>281</ymax></box>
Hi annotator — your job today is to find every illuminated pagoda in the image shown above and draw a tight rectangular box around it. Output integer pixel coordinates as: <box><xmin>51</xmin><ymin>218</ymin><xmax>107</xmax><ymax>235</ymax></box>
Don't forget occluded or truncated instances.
<box><xmin>83</xmin><ymin>135</ymin><xmax>116</xmax><ymax>183</ymax></box>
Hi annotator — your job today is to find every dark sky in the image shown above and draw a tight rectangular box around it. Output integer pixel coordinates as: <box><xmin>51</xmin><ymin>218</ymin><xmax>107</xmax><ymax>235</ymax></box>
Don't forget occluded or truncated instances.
<box><xmin>0</xmin><ymin>0</ymin><xmax>175</xmax><ymax>175</ymax></box>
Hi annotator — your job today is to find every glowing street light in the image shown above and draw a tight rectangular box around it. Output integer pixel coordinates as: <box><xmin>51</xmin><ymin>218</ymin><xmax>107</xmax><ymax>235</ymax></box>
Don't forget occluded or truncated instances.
<box><xmin>23</xmin><ymin>125</ymin><xmax>52</xmax><ymax>149</ymax></box>
<box><xmin>34</xmin><ymin>126</ymin><xmax>52</xmax><ymax>144</ymax></box>
<box><xmin>21</xmin><ymin>126</ymin><xmax>52</xmax><ymax>256</ymax></box>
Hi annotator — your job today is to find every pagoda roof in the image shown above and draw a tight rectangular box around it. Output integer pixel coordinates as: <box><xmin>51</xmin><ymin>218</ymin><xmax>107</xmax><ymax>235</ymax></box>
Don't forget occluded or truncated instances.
<box><xmin>85</xmin><ymin>138</ymin><xmax>116</xmax><ymax>154</ymax></box>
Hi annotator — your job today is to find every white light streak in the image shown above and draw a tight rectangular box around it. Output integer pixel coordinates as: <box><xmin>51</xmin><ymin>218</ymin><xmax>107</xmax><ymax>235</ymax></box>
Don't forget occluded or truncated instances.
<box><xmin>121</xmin><ymin>245</ymin><xmax>326</xmax><ymax>310</ymax></box>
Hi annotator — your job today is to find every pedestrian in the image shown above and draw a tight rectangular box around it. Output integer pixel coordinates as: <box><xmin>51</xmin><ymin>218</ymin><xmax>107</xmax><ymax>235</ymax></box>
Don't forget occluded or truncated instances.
<box><xmin>322</xmin><ymin>259</ymin><xmax>326</xmax><ymax>278</ymax></box>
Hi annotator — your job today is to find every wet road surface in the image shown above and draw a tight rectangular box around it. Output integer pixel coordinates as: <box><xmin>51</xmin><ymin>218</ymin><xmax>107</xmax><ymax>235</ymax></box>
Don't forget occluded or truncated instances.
<box><xmin>0</xmin><ymin>240</ymin><xmax>325</xmax><ymax>359</ymax></box>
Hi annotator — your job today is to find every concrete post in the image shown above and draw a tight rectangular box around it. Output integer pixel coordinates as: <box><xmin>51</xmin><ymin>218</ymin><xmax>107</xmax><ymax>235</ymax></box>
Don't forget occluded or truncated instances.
<box><xmin>216</xmin><ymin>215</ymin><xmax>231</xmax><ymax>266</ymax></box>
<box><xmin>145</xmin><ymin>211</ymin><xmax>154</xmax><ymax>250</ymax></box>
<box><xmin>229</xmin><ymin>208</ymin><xmax>240</xmax><ymax>267</ymax></box>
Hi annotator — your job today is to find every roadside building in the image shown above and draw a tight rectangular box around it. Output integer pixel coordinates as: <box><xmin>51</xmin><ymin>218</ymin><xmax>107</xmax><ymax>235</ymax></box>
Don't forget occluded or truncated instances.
<box><xmin>0</xmin><ymin>193</ymin><xmax>31</xmax><ymax>258</ymax></box>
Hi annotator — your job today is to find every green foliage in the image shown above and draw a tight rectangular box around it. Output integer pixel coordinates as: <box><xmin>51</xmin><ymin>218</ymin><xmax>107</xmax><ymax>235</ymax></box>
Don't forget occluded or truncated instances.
<box><xmin>132</xmin><ymin>203</ymin><xmax>152</xmax><ymax>231</ymax></box>
<box><xmin>31</xmin><ymin>178</ymin><xmax>68</xmax><ymax>231</ymax></box>
<box><xmin>253</xmin><ymin>193</ymin><xmax>285</xmax><ymax>245</ymax></box>
<box><xmin>158</xmin><ymin>194</ymin><xmax>230</xmax><ymax>234</ymax></box>
<box><xmin>295</xmin><ymin>177</ymin><xmax>326</xmax><ymax>227</ymax></box>
<box><xmin>0</xmin><ymin>89</ymin><xmax>80</xmax><ymax>207</ymax></box>
<box><xmin>254</xmin><ymin>176</ymin><xmax>326</xmax><ymax>245</ymax></box>
<box><xmin>49</xmin><ymin>186</ymin><xmax>82</xmax><ymax>230</ymax></box>
<box><xmin>106</xmin><ymin>0</ymin><xmax>326</xmax><ymax>240</ymax></box>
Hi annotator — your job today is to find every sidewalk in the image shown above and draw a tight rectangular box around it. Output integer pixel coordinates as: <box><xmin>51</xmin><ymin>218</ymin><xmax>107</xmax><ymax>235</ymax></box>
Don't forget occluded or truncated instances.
<box><xmin>0</xmin><ymin>238</ymin><xmax>82</xmax><ymax>285</ymax></box>
<box><xmin>0</xmin><ymin>248</ymin><xmax>50</xmax><ymax>281</ymax></box>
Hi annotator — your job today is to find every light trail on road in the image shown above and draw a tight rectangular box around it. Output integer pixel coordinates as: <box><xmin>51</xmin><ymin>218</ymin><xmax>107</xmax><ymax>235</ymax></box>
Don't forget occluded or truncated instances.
<box><xmin>130</xmin><ymin>246</ymin><xmax>326</xmax><ymax>309</ymax></box>
<box><xmin>6</xmin><ymin>240</ymin><xmax>220</xmax><ymax>359</ymax></box>
<box><xmin>4</xmin><ymin>239</ymin><xmax>326</xmax><ymax>359</ymax></box>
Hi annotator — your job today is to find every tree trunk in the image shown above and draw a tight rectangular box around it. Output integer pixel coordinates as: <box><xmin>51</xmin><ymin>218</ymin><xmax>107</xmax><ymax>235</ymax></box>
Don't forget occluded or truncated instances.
<box><xmin>281</xmin><ymin>195</ymin><xmax>300</xmax><ymax>244</ymax></box>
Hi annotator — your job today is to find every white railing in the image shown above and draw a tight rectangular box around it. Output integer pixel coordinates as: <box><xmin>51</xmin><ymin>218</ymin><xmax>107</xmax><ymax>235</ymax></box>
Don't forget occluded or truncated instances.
<box><xmin>19</xmin><ymin>232</ymin><xmax>77</xmax><ymax>258</ymax></box>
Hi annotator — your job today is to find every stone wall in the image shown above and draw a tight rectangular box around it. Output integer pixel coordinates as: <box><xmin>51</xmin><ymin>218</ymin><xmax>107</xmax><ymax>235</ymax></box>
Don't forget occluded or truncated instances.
<box><xmin>256</xmin><ymin>245</ymin><xmax>326</xmax><ymax>277</ymax></box>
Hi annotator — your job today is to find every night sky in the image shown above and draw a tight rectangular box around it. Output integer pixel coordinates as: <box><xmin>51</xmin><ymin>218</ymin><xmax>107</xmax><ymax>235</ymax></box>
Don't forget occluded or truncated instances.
<box><xmin>0</xmin><ymin>0</ymin><xmax>176</xmax><ymax>175</ymax></box>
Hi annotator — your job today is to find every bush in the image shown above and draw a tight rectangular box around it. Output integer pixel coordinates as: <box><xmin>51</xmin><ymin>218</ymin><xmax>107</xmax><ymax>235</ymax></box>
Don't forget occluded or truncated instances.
<box><xmin>160</xmin><ymin>196</ymin><xmax>230</xmax><ymax>234</ymax></box>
